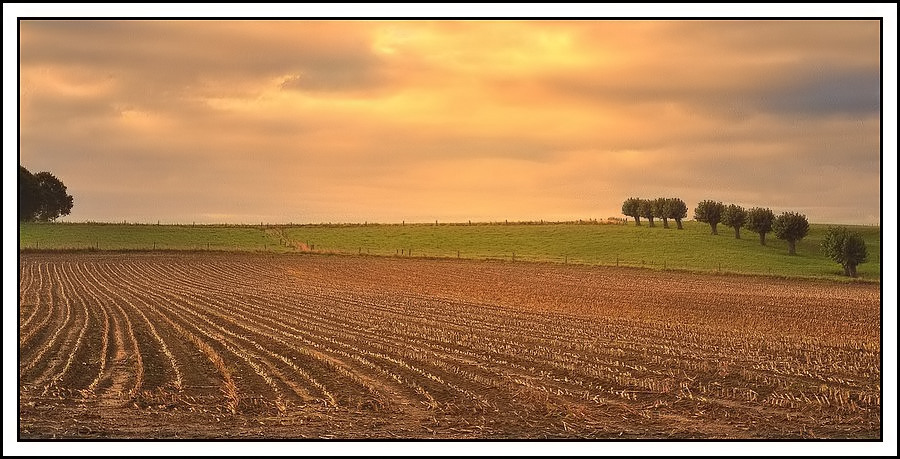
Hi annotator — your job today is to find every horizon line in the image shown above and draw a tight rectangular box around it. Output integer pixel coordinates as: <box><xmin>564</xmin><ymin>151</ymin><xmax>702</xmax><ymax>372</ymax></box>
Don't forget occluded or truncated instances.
<box><xmin>20</xmin><ymin>219</ymin><xmax>883</xmax><ymax>227</ymax></box>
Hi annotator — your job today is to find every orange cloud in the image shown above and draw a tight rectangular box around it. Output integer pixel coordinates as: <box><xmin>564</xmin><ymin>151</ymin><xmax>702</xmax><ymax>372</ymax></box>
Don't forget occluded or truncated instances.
<box><xmin>17</xmin><ymin>19</ymin><xmax>883</xmax><ymax>224</ymax></box>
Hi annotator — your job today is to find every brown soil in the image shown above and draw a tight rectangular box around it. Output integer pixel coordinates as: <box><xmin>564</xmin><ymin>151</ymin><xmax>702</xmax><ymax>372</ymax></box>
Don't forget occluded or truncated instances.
<box><xmin>18</xmin><ymin>252</ymin><xmax>881</xmax><ymax>439</ymax></box>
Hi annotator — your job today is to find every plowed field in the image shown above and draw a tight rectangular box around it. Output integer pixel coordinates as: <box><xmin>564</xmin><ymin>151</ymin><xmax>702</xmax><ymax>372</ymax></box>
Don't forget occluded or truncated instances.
<box><xmin>18</xmin><ymin>252</ymin><xmax>881</xmax><ymax>439</ymax></box>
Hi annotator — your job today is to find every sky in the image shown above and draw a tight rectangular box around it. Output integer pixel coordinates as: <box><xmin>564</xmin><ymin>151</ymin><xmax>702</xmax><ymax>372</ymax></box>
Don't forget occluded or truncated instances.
<box><xmin>12</xmin><ymin>15</ymin><xmax>890</xmax><ymax>225</ymax></box>
<box><xmin>3</xmin><ymin>6</ymin><xmax>898</xmax><ymax>456</ymax></box>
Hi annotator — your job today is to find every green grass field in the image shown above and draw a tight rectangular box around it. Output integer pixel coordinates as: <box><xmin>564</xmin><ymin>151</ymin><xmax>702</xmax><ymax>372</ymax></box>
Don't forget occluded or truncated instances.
<box><xmin>18</xmin><ymin>223</ymin><xmax>291</xmax><ymax>252</ymax></box>
<box><xmin>19</xmin><ymin>221</ymin><xmax>881</xmax><ymax>281</ymax></box>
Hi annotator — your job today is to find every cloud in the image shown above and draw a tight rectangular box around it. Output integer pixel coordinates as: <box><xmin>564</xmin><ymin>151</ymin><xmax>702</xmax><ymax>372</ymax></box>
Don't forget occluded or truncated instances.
<box><xmin>17</xmin><ymin>20</ymin><xmax>883</xmax><ymax>225</ymax></box>
<box><xmin>759</xmin><ymin>65</ymin><xmax>881</xmax><ymax>116</ymax></box>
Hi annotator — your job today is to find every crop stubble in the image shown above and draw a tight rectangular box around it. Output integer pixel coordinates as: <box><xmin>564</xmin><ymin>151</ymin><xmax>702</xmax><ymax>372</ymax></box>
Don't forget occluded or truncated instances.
<box><xmin>18</xmin><ymin>252</ymin><xmax>880</xmax><ymax>439</ymax></box>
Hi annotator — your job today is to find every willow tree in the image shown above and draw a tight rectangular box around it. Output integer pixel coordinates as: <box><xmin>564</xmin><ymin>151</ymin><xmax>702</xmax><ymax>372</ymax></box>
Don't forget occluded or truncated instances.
<box><xmin>655</xmin><ymin>198</ymin><xmax>671</xmax><ymax>228</ymax></box>
<box><xmin>694</xmin><ymin>200</ymin><xmax>725</xmax><ymax>235</ymax></box>
<box><xmin>622</xmin><ymin>197</ymin><xmax>642</xmax><ymax>226</ymax></box>
<box><xmin>667</xmin><ymin>198</ymin><xmax>688</xmax><ymax>229</ymax></box>
<box><xmin>722</xmin><ymin>204</ymin><xmax>747</xmax><ymax>239</ymax></box>
<box><xmin>746</xmin><ymin>207</ymin><xmax>775</xmax><ymax>246</ymax></box>
<box><xmin>822</xmin><ymin>226</ymin><xmax>868</xmax><ymax>277</ymax></box>
<box><xmin>773</xmin><ymin>212</ymin><xmax>809</xmax><ymax>255</ymax></box>
<box><xmin>639</xmin><ymin>199</ymin><xmax>655</xmax><ymax>227</ymax></box>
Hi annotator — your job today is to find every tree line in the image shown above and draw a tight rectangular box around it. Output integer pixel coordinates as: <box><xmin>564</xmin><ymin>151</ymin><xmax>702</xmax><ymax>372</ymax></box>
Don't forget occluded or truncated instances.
<box><xmin>623</xmin><ymin>197</ymin><xmax>868</xmax><ymax>277</ymax></box>
<box><xmin>693</xmin><ymin>200</ymin><xmax>808</xmax><ymax>254</ymax></box>
<box><xmin>19</xmin><ymin>166</ymin><xmax>74</xmax><ymax>222</ymax></box>
<box><xmin>621</xmin><ymin>197</ymin><xmax>688</xmax><ymax>229</ymax></box>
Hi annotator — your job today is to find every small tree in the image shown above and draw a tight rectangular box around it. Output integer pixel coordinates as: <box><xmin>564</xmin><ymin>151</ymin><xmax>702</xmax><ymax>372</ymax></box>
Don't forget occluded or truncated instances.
<box><xmin>19</xmin><ymin>166</ymin><xmax>41</xmax><ymax>222</ymax></box>
<box><xmin>639</xmin><ymin>199</ymin><xmax>655</xmax><ymax>227</ymax></box>
<box><xmin>33</xmin><ymin>171</ymin><xmax>74</xmax><ymax>222</ymax></box>
<box><xmin>746</xmin><ymin>207</ymin><xmax>775</xmax><ymax>246</ymax></box>
<box><xmin>822</xmin><ymin>226</ymin><xmax>868</xmax><ymax>277</ymax></box>
<box><xmin>622</xmin><ymin>197</ymin><xmax>642</xmax><ymax>226</ymax></box>
<box><xmin>773</xmin><ymin>212</ymin><xmax>809</xmax><ymax>255</ymax></box>
<box><xmin>694</xmin><ymin>200</ymin><xmax>725</xmax><ymax>235</ymax></box>
<box><xmin>655</xmin><ymin>198</ymin><xmax>671</xmax><ymax>228</ymax></box>
<box><xmin>722</xmin><ymin>204</ymin><xmax>747</xmax><ymax>239</ymax></box>
<box><xmin>667</xmin><ymin>198</ymin><xmax>688</xmax><ymax>229</ymax></box>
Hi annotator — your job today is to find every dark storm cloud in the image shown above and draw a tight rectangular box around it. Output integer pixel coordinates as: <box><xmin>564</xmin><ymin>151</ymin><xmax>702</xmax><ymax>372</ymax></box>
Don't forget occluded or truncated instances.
<box><xmin>760</xmin><ymin>66</ymin><xmax>881</xmax><ymax>116</ymax></box>
<box><xmin>544</xmin><ymin>60</ymin><xmax>880</xmax><ymax>121</ymax></box>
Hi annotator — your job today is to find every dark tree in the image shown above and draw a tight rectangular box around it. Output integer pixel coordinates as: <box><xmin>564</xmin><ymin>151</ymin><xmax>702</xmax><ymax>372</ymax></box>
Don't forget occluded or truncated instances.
<box><xmin>667</xmin><ymin>198</ymin><xmax>688</xmax><ymax>229</ymax></box>
<box><xmin>746</xmin><ymin>207</ymin><xmax>775</xmax><ymax>246</ymax></box>
<box><xmin>722</xmin><ymin>204</ymin><xmax>747</xmax><ymax>239</ymax></box>
<box><xmin>694</xmin><ymin>200</ymin><xmax>725</xmax><ymax>235</ymax></box>
<box><xmin>19</xmin><ymin>166</ymin><xmax>41</xmax><ymax>222</ymax></box>
<box><xmin>639</xmin><ymin>199</ymin><xmax>655</xmax><ymax>227</ymax></box>
<box><xmin>622</xmin><ymin>197</ymin><xmax>642</xmax><ymax>226</ymax></box>
<box><xmin>19</xmin><ymin>168</ymin><xmax>74</xmax><ymax>222</ymax></box>
<box><xmin>654</xmin><ymin>198</ymin><xmax>671</xmax><ymax>228</ymax></box>
<box><xmin>773</xmin><ymin>212</ymin><xmax>809</xmax><ymax>255</ymax></box>
<box><xmin>35</xmin><ymin>172</ymin><xmax>74</xmax><ymax>222</ymax></box>
<box><xmin>822</xmin><ymin>226</ymin><xmax>868</xmax><ymax>277</ymax></box>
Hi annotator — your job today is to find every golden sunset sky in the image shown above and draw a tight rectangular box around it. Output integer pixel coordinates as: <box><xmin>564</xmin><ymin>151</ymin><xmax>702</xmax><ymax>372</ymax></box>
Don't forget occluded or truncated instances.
<box><xmin>11</xmin><ymin>11</ymin><xmax>890</xmax><ymax>225</ymax></box>
<box><xmin>3</xmin><ymin>6</ymin><xmax>899</xmax><ymax>457</ymax></box>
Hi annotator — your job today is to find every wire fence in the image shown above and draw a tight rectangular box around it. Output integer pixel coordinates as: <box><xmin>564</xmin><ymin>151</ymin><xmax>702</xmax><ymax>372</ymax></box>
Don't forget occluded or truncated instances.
<box><xmin>22</xmin><ymin>240</ymin><xmax>877</xmax><ymax>280</ymax></box>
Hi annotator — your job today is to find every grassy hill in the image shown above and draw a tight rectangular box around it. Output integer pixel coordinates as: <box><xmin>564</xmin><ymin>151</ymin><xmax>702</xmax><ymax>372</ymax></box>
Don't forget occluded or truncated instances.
<box><xmin>18</xmin><ymin>223</ymin><xmax>291</xmax><ymax>253</ymax></box>
<box><xmin>18</xmin><ymin>220</ymin><xmax>881</xmax><ymax>281</ymax></box>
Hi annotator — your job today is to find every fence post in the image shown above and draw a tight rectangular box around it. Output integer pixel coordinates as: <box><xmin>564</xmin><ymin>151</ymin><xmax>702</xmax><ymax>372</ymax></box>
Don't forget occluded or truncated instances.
<box><xmin>616</xmin><ymin>256</ymin><xmax>619</xmax><ymax>267</ymax></box>
<box><xmin>457</xmin><ymin>250</ymin><xmax>460</xmax><ymax>258</ymax></box>
<box><xmin>512</xmin><ymin>252</ymin><xmax>515</xmax><ymax>262</ymax></box>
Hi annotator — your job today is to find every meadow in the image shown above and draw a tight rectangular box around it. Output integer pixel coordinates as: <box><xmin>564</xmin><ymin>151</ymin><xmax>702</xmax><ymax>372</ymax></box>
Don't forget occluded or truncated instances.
<box><xmin>18</xmin><ymin>222</ymin><xmax>291</xmax><ymax>252</ymax></box>
<box><xmin>18</xmin><ymin>220</ymin><xmax>881</xmax><ymax>281</ymax></box>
